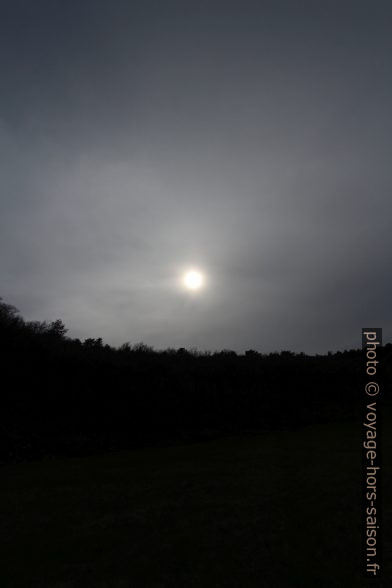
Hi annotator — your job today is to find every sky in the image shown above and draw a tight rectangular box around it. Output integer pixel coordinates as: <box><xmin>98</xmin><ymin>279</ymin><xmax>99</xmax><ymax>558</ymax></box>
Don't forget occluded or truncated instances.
<box><xmin>1</xmin><ymin>0</ymin><xmax>391</xmax><ymax>353</ymax></box>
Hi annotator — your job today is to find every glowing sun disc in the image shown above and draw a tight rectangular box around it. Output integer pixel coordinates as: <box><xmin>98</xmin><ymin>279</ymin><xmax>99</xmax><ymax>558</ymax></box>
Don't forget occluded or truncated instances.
<box><xmin>183</xmin><ymin>270</ymin><xmax>204</xmax><ymax>290</ymax></box>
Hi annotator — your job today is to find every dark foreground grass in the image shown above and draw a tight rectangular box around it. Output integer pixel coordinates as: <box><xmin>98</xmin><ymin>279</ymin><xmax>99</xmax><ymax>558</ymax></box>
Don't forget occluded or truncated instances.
<box><xmin>1</xmin><ymin>420</ymin><xmax>391</xmax><ymax>588</ymax></box>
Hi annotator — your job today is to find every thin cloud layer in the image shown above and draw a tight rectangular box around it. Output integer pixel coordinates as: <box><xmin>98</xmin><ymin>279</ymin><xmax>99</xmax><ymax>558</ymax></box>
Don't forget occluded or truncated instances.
<box><xmin>1</xmin><ymin>1</ymin><xmax>391</xmax><ymax>352</ymax></box>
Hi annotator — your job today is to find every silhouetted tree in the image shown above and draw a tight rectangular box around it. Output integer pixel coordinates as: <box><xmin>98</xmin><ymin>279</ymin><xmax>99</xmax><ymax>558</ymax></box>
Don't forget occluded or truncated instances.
<box><xmin>1</xmin><ymin>294</ymin><xmax>390</xmax><ymax>462</ymax></box>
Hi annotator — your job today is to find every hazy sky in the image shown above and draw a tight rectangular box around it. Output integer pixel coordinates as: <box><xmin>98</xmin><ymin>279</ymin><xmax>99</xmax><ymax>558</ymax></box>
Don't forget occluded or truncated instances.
<box><xmin>1</xmin><ymin>0</ymin><xmax>391</xmax><ymax>353</ymax></box>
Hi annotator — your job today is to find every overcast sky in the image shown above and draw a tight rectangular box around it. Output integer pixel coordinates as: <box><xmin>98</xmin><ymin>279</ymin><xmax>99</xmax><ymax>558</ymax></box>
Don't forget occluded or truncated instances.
<box><xmin>1</xmin><ymin>0</ymin><xmax>391</xmax><ymax>353</ymax></box>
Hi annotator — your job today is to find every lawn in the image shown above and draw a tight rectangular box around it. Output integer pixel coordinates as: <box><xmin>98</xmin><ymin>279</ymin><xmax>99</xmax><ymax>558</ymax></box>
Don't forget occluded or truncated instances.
<box><xmin>1</xmin><ymin>419</ymin><xmax>391</xmax><ymax>587</ymax></box>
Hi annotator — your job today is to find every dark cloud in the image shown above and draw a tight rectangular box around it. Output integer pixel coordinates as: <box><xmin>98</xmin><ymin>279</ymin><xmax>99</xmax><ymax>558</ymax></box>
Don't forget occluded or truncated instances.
<box><xmin>1</xmin><ymin>1</ymin><xmax>391</xmax><ymax>352</ymax></box>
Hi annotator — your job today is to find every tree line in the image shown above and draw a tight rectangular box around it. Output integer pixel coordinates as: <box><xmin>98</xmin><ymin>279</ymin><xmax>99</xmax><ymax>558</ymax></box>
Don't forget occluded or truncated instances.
<box><xmin>1</xmin><ymin>297</ymin><xmax>390</xmax><ymax>461</ymax></box>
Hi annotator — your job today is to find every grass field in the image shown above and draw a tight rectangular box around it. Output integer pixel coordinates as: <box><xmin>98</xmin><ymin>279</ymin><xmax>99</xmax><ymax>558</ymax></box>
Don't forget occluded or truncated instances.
<box><xmin>1</xmin><ymin>420</ymin><xmax>391</xmax><ymax>588</ymax></box>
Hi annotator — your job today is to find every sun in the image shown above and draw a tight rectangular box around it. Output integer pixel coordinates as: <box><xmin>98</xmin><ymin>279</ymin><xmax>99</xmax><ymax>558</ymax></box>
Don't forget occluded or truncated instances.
<box><xmin>183</xmin><ymin>270</ymin><xmax>204</xmax><ymax>290</ymax></box>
